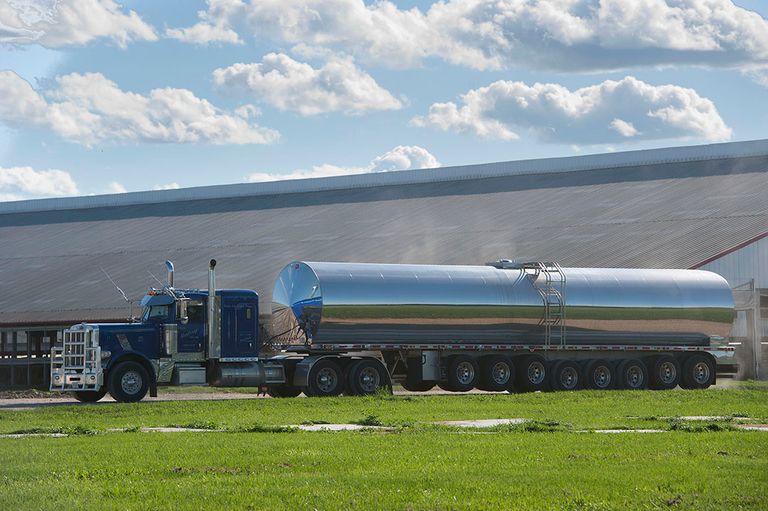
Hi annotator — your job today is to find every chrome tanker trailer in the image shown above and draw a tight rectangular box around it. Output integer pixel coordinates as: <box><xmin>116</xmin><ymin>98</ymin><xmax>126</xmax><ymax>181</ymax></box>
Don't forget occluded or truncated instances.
<box><xmin>270</xmin><ymin>260</ymin><xmax>736</xmax><ymax>395</ymax></box>
<box><xmin>51</xmin><ymin>259</ymin><xmax>737</xmax><ymax>402</ymax></box>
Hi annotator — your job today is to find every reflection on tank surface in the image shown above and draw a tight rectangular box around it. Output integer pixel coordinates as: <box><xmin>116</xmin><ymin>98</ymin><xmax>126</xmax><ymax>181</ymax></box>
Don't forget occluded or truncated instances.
<box><xmin>272</xmin><ymin>261</ymin><xmax>734</xmax><ymax>346</ymax></box>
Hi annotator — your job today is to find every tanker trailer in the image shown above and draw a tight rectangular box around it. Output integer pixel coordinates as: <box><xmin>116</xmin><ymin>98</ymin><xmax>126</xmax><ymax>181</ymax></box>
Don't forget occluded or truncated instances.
<box><xmin>269</xmin><ymin>260</ymin><xmax>736</xmax><ymax>395</ymax></box>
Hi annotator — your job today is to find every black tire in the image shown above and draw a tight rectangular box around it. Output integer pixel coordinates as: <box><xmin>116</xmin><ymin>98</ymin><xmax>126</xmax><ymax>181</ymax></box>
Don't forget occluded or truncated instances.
<box><xmin>107</xmin><ymin>361</ymin><xmax>150</xmax><ymax>403</ymax></box>
<box><xmin>267</xmin><ymin>385</ymin><xmax>303</xmax><ymax>398</ymax></box>
<box><xmin>477</xmin><ymin>355</ymin><xmax>515</xmax><ymax>391</ymax></box>
<box><xmin>347</xmin><ymin>359</ymin><xmax>389</xmax><ymax>396</ymax></box>
<box><xmin>401</xmin><ymin>381</ymin><xmax>435</xmax><ymax>392</ymax></box>
<box><xmin>71</xmin><ymin>388</ymin><xmax>108</xmax><ymax>403</ymax></box>
<box><xmin>437</xmin><ymin>382</ymin><xmax>456</xmax><ymax>392</ymax></box>
<box><xmin>304</xmin><ymin>358</ymin><xmax>344</xmax><ymax>397</ymax></box>
<box><xmin>584</xmin><ymin>359</ymin><xmax>613</xmax><ymax>390</ymax></box>
<box><xmin>681</xmin><ymin>354</ymin><xmax>715</xmax><ymax>389</ymax></box>
<box><xmin>550</xmin><ymin>360</ymin><xmax>581</xmax><ymax>391</ymax></box>
<box><xmin>445</xmin><ymin>355</ymin><xmax>479</xmax><ymax>392</ymax></box>
<box><xmin>617</xmin><ymin>359</ymin><xmax>648</xmax><ymax>390</ymax></box>
<box><xmin>650</xmin><ymin>355</ymin><xmax>681</xmax><ymax>390</ymax></box>
<box><xmin>515</xmin><ymin>355</ymin><xmax>548</xmax><ymax>392</ymax></box>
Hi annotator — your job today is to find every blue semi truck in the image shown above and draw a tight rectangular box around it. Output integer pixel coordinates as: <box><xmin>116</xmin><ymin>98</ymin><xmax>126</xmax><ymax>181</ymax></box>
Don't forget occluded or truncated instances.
<box><xmin>50</xmin><ymin>259</ymin><xmax>737</xmax><ymax>402</ymax></box>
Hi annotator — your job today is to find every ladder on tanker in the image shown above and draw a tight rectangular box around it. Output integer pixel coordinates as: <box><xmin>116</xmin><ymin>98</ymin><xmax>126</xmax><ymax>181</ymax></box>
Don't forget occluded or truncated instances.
<box><xmin>520</xmin><ymin>262</ymin><xmax>567</xmax><ymax>348</ymax></box>
<box><xmin>486</xmin><ymin>259</ymin><xmax>567</xmax><ymax>347</ymax></box>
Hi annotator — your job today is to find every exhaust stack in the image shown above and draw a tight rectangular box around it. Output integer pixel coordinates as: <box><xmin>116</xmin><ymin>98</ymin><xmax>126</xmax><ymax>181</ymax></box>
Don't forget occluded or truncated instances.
<box><xmin>208</xmin><ymin>259</ymin><xmax>217</xmax><ymax>357</ymax></box>
<box><xmin>165</xmin><ymin>260</ymin><xmax>174</xmax><ymax>288</ymax></box>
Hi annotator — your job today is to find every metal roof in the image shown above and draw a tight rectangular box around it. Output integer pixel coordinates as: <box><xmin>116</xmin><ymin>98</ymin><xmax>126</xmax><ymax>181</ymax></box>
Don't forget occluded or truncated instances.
<box><xmin>1</xmin><ymin>139</ymin><xmax>767</xmax><ymax>326</ymax></box>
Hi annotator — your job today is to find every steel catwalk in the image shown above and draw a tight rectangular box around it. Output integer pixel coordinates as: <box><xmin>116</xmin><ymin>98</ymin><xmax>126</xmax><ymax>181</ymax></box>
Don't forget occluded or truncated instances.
<box><xmin>271</xmin><ymin>262</ymin><xmax>734</xmax><ymax>347</ymax></box>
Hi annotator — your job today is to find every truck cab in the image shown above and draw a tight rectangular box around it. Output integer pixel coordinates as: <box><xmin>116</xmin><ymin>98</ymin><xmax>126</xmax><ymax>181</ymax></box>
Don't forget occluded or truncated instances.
<box><xmin>50</xmin><ymin>260</ymin><xmax>272</xmax><ymax>402</ymax></box>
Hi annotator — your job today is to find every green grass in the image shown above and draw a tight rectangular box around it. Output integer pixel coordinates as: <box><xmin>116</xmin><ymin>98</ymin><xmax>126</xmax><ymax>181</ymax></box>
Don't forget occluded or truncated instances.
<box><xmin>1</xmin><ymin>390</ymin><xmax>767</xmax><ymax>510</ymax></box>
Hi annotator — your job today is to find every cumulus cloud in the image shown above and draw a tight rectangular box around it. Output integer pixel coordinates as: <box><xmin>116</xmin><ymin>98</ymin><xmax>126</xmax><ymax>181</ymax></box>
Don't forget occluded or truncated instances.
<box><xmin>411</xmin><ymin>76</ymin><xmax>732</xmax><ymax>144</ymax></box>
<box><xmin>153</xmin><ymin>182</ymin><xmax>180</xmax><ymax>190</ymax></box>
<box><xmin>247</xmin><ymin>145</ymin><xmax>439</xmax><ymax>182</ymax></box>
<box><xmin>166</xmin><ymin>0</ymin><xmax>768</xmax><ymax>72</ymax></box>
<box><xmin>0</xmin><ymin>165</ymin><xmax>79</xmax><ymax>201</ymax></box>
<box><xmin>105</xmin><ymin>181</ymin><xmax>127</xmax><ymax>193</ymax></box>
<box><xmin>0</xmin><ymin>71</ymin><xmax>279</xmax><ymax>146</ymax></box>
<box><xmin>213</xmin><ymin>53</ymin><xmax>401</xmax><ymax>116</ymax></box>
<box><xmin>0</xmin><ymin>0</ymin><xmax>157</xmax><ymax>47</ymax></box>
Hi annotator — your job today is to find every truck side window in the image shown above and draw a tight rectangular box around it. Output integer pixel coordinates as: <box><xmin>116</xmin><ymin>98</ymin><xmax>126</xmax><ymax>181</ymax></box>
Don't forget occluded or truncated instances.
<box><xmin>187</xmin><ymin>302</ymin><xmax>204</xmax><ymax>323</ymax></box>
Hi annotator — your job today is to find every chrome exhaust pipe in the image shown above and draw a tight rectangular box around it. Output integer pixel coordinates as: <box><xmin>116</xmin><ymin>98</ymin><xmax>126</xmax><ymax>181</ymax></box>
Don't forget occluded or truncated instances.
<box><xmin>208</xmin><ymin>259</ymin><xmax>217</xmax><ymax>356</ymax></box>
<box><xmin>165</xmin><ymin>260</ymin><xmax>175</xmax><ymax>288</ymax></box>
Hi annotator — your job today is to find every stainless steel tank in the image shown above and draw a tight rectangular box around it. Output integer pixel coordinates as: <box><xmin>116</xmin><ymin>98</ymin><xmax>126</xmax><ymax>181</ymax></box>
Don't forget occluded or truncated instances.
<box><xmin>271</xmin><ymin>261</ymin><xmax>734</xmax><ymax>347</ymax></box>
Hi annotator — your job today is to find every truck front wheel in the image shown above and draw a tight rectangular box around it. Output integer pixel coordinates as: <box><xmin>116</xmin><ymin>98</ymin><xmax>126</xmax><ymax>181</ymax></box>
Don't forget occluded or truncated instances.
<box><xmin>108</xmin><ymin>361</ymin><xmax>150</xmax><ymax>403</ymax></box>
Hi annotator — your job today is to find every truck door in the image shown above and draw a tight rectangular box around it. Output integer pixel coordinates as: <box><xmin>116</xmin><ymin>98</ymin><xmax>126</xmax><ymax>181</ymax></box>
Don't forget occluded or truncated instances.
<box><xmin>220</xmin><ymin>298</ymin><xmax>259</xmax><ymax>358</ymax></box>
<box><xmin>178</xmin><ymin>300</ymin><xmax>205</xmax><ymax>353</ymax></box>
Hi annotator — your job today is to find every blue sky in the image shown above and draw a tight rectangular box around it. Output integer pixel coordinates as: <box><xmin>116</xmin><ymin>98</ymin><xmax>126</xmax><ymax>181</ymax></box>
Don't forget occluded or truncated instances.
<box><xmin>1</xmin><ymin>0</ymin><xmax>767</xmax><ymax>200</ymax></box>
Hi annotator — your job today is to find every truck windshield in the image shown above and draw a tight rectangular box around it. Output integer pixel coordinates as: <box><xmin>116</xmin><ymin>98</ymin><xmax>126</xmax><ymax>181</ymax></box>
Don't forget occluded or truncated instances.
<box><xmin>142</xmin><ymin>305</ymin><xmax>170</xmax><ymax>322</ymax></box>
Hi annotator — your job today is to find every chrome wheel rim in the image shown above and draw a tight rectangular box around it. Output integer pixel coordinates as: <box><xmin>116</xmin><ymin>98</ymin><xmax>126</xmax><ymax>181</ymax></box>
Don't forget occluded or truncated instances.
<box><xmin>316</xmin><ymin>367</ymin><xmax>338</xmax><ymax>393</ymax></box>
<box><xmin>456</xmin><ymin>361</ymin><xmax>475</xmax><ymax>385</ymax></box>
<box><xmin>592</xmin><ymin>365</ymin><xmax>611</xmax><ymax>388</ymax></box>
<box><xmin>659</xmin><ymin>361</ymin><xmax>677</xmax><ymax>384</ymax></box>
<box><xmin>559</xmin><ymin>366</ymin><xmax>578</xmax><ymax>390</ymax></box>
<box><xmin>528</xmin><ymin>362</ymin><xmax>546</xmax><ymax>385</ymax></box>
<box><xmin>358</xmin><ymin>367</ymin><xmax>380</xmax><ymax>393</ymax></box>
<box><xmin>491</xmin><ymin>362</ymin><xmax>510</xmax><ymax>385</ymax></box>
<box><xmin>692</xmin><ymin>362</ymin><xmax>710</xmax><ymax>384</ymax></box>
<box><xmin>626</xmin><ymin>365</ymin><xmax>644</xmax><ymax>388</ymax></box>
<box><xmin>121</xmin><ymin>370</ymin><xmax>142</xmax><ymax>395</ymax></box>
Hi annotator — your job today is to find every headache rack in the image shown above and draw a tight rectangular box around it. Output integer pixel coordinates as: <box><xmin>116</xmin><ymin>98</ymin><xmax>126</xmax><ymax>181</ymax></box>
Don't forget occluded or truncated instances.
<box><xmin>50</xmin><ymin>324</ymin><xmax>103</xmax><ymax>392</ymax></box>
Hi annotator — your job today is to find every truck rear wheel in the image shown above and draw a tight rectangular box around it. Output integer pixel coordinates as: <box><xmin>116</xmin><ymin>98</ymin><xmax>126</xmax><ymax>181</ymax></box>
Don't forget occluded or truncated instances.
<box><xmin>550</xmin><ymin>361</ymin><xmax>581</xmax><ymax>391</ymax></box>
<box><xmin>681</xmin><ymin>354</ymin><xmax>715</xmax><ymax>389</ymax></box>
<box><xmin>650</xmin><ymin>355</ymin><xmax>681</xmax><ymax>390</ymax></box>
<box><xmin>617</xmin><ymin>359</ymin><xmax>648</xmax><ymax>390</ymax></box>
<box><xmin>107</xmin><ymin>361</ymin><xmax>149</xmax><ymax>403</ymax></box>
<box><xmin>584</xmin><ymin>359</ymin><xmax>613</xmax><ymax>390</ymax></box>
<box><xmin>347</xmin><ymin>359</ymin><xmax>390</xmax><ymax>396</ymax></box>
<box><xmin>477</xmin><ymin>355</ymin><xmax>514</xmax><ymax>391</ymax></box>
<box><xmin>515</xmin><ymin>355</ymin><xmax>548</xmax><ymax>392</ymax></box>
<box><xmin>71</xmin><ymin>388</ymin><xmax>108</xmax><ymax>403</ymax></box>
<box><xmin>445</xmin><ymin>355</ymin><xmax>479</xmax><ymax>392</ymax></box>
<box><xmin>304</xmin><ymin>359</ymin><xmax>344</xmax><ymax>397</ymax></box>
<box><xmin>267</xmin><ymin>385</ymin><xmax>303</xmax><ymax>398</ymax></box>
<box><xmin>401</xmin><ymin>380</ymin><xmax>435</xmax><ymax>392</ymax></box>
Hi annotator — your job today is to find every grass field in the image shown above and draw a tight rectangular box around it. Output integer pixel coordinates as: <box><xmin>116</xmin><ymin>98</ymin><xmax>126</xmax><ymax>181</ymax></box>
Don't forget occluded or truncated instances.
<box><xmin>2</xmin><ymin>389</ymin><xmax>767</xmax><ymax>510</ymax></box>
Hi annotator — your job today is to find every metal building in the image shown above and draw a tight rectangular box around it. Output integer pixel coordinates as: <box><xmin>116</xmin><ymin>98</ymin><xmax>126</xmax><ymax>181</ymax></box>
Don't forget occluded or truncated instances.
<box><xmin>1</xmin><ymin>139</ymin><xmax>766</xmax><ymax>387</ymax></box>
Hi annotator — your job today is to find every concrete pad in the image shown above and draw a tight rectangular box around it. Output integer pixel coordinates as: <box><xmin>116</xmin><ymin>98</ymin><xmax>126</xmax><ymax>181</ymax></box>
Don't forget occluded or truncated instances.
<box><xmin>0</xmin><ymin>433</ymin><xmax>68</xmax><ymax>438</ymax></box>
<box><xmin>291</xmin><ymin>424</ymin><xmax>393</xmax><ymax>432</ymax></box>
<box><xmin>141</xmin><ymin>427</ymin><xmax>225</xmax><ymax>433</ymax></box>
<box><xmin>435</xmin><ymin>419</ymin><xmax>526</xmax><ymax>428</ymax></box>
<box><xmin>735</xmin><ymin>424</ymin><xmax>768</xmax><ymax>431</ymax></box>
<box><xmin>593</xmin><ymin>429</ymin><xmax>664</xmax><ymax>433</ymax></box>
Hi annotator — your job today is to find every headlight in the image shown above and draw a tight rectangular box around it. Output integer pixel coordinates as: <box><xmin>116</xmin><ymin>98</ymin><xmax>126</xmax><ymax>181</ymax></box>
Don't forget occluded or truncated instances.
<box><xmin>101</xmin><ymin>350</ymin><xmax>111</xmax><ymax>359</ymax></box>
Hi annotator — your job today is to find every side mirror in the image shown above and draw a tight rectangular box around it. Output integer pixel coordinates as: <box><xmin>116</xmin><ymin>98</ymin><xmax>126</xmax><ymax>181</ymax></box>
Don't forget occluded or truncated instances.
<box><xmin>178</xmin><ymin>300</ymin><xmax>189</xmax><ymax>325</ymax></box>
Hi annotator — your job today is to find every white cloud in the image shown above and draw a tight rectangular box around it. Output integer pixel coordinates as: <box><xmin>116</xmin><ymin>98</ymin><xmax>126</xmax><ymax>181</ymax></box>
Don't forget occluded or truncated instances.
<box><xmin>0</xmin><ymin>165</ymin><xmax>79</xmax><ymax>201</ymax></box>
<box><xmin>105</xmin><ymin>181</ymin><xmax>127</xmax><ymax>194</ymax></box>
<box><xmin>167</xmin><ymin>0</ymin><xmax>768</xmax><ymax>72</ymax></box>
<box><xmin>411</xmin><ymin>76</ymin><xmax>732</xmax><ymax>144</ymax></box>
<box><xmin>213</xmin><ymin>53</ymin><xmax>401</xmax><ymax>115</ymax></box>
<box><xmin>247</xmin><ymin>145</ymin><xmax>439</xmax><ymax>182</ymax></box>
<box><xmin>153</xmin><ymin>182</ymin><xmax>180</xmax><ymax>190</ymax></box>
<box><xmin>0</xmin><ymin>0</ymin><xmax>157</xmax><ymax>47</ymax></box>
<box><xmin>0</xmin><ymin>71</ymin><xmax>279</xmax><ymax>146</ymax></box>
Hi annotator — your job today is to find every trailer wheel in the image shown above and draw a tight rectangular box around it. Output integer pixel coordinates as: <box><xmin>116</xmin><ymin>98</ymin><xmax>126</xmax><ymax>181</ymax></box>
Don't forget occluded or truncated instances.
<box><xmin>681</xmin><ymin>354</ymin><xmax>715</xmax><ymax>389</ymax></box>
<box><xmin>107</xmin><ymin>361</ymin><xmax>149</xmax><ymax>403</ymax></box>
<box><xmin>305</xmin><ymin>359</ymin><xmax>344</xmax><ymax>397</ymax></box>
<box><xmin>347</xmin><ymin>359</ymin><xmax>390</xmax><ymax>396</ymax></box>
<box><xmin>477</xmin><ymin>355</ymin><xmax>515</xmax><ymax>391</ymax></box>
<box><xmin>401</xmin><ymin>381</ymin><xmax>435</xmax><ymax>392</ymax></box>
<box><xmin>445</xmin><ymin>355</ymin><xmax>479</xmax><ymax>392</ymax></box>
<box><xmin>617</xmin><ymin>359</ymin><xmax>648</xmax><ymax>390</ymax></box>
<box><xmin>71</xmin><ymin>388</ymin><xmax>108</xmax><ymax>403</ymax></box>
<box><xmin>267</xmin><ymin>385</ymin><xmax>303</xmax><ymax>398</ymax></box>
<box><xmin>515</xmin><ymin>355</ymin><xmax>548</xmax><ymax>392</ymax></box>
<box><xmin>584</xmin><ymin>360</ymin><xmax>613</xmax><ymax>390</ymax></box>
<box><xmin>650</xmin><ymin>355</ymin><xmax>681</xmax><ymax>390</ymax></box>
<box><xmin>550</xmin><ymin>361</ymin><xmax>581</xmax><ymax>391</ymax></box>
